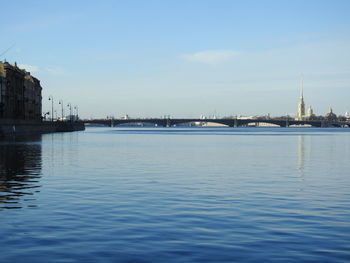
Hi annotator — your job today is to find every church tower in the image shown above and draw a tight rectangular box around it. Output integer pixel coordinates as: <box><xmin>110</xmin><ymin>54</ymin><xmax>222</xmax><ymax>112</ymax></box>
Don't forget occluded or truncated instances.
<box><xmin>307</xmin><ymin>106</ymin><xmax>314</xmax><ymax>119</ymax></box>
<box><xmin>295</xmin><ymin>76</ymin><xmax>305</xmax><ymax>121</ymax></box>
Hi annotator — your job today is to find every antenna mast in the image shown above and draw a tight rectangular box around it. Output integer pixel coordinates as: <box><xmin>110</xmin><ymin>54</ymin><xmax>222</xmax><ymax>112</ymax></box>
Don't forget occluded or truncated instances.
<box><xmin>0</xmin><ymin>43</ymin><xmax>16</xmax><ymax>59</ymax></box>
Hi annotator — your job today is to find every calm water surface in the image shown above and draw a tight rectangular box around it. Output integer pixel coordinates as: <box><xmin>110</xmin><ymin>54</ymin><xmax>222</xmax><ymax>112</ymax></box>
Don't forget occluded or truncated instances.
<box><xmin>1</xmin><ymin>127</ymin><xmax>350</xmax><ymax>262</ymax></box>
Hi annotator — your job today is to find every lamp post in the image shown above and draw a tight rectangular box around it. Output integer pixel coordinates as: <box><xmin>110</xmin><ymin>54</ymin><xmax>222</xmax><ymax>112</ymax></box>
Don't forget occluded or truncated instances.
<box><xmin>59</xmin><ymin>100</ymin><xmax>64</xmax><ymax>121</ymax></box>
<box><xmin>48</xmin><ymin>95</ymin><xmax>54</xmax><ymax>122</ymax></box>
<box><xmin>74</xmin><ymin>105</ymin><xmax>79</xmax><ymax>121</ymax></box>
<box><xmin>67</xmin><ymin>103</ymin><xmax>72</xmax><ymax>122</ymax></box>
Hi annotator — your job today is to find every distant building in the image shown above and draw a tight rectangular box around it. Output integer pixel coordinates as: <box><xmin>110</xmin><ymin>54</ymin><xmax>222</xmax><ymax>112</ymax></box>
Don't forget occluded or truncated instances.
<box><xmin>307</xmin><ymin>106</ymin><xmax>313</xmax><ymax>117</ymax></box>
<box><xmin>295</xmin><ymin>76</ymin><xmax>320</xmax><ymax>121</ymax></box>
<box><xmin>325</xmin><ymin>107</ymin><xmax>337</xmax><ymax>121</ymax></box>
<box><xmin>345</xmin><ymin>112</ymin><xmax>350</xmax><ymax>120</ymax></box>
<box><xmin>295</xmin><ymin>77</ymin><xmax>305</xmax><ymax>121</ymax></box>
<box><xmin>0</xmin><ymin>61</ymin><xmax>42</xmax><ymax>121</ymax></box>
<box><xmin>306</xmin><ymin>106</ymin><xmax>317</xmax><ymax>120</ymax></box>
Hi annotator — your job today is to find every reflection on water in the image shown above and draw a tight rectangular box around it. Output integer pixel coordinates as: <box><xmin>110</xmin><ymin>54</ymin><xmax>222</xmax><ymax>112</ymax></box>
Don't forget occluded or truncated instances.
<box><xmin>297</xmin><ymin>135</ymin><xmax>305</xmax><ymax>179</ymax></box>
<box><xmin>0</xmin><ymin>135</ymin><xmax>42</xmax><ymax>209</ymax></box>
<box><xmin>0</xmin><ymin>128</ymin><xmax>350</xmax><ymax>262</ymax></box>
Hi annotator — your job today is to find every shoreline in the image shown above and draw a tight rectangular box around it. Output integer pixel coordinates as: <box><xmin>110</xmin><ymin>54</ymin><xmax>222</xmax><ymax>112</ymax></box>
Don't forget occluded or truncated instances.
<box><xmin>0</xmin><ymin>120</ymin><xmax>85</xmax><ymax>138</ymax></box>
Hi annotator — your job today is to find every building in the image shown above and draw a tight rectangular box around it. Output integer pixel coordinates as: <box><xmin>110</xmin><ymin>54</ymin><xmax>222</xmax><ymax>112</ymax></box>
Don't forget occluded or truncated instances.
<box><xmin>325</xmin><ymin>107</ymin><xmax>337</xmax><ymax>121</ymax></box>
<box><xmin>345</xmin><ymin>112</ymin><xmax>350</xmax><ymax>120</ymax></box>
<box><xmin>295</xmin><ymin>77</ymin><xmax>305</xmax><ymax>121</ymax></box>
<box><xmin>0</xmin><ymin>61</ymin><xmax>42</xmax><ymax>121</ymax></box>
<box><xmin>295</xmin><ymin>76</ymin><xmax>318</xmax><ymax>121</ymax></box>
<box><xmin>306</xmin><ymin>106</ymin><xmax>317</xmax><ymax>120</ymax></box>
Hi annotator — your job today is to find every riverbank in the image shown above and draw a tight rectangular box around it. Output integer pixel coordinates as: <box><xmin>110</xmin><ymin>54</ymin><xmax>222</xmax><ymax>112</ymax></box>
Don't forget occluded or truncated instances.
<box><xmin>0</xmin><ymin>119</ymin><xmax>85</xmax><ymax>138</ymax></box>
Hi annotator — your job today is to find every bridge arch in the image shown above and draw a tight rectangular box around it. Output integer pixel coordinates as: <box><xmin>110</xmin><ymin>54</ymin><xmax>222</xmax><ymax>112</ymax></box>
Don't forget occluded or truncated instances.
<box><xmin>239</xmin><ymin>120</ymin><xmax>287</xmax><ymax>127</ymax></box>
<box><xmin>172</xmin><ymin>120</ymin><xmax>230</xmax><ymax>127</ymax></box>
<box><xmin>197</xmin><ymin>121</ymin><xmax>229</xmax><ymax>127</ymax></box>
<box><xmin>113</xmin><ymin>120</ymin><xmax>163</xmax><ymax>127</ymax></box>
<box><xmin>84</xmin><ymin>120</ymin><xmax>111</xmax><ymax>126</ymax></box>
<box><xmin>243</xmin><ymin>121</ymin><xmax>280</xmax><ymax>127</ymax></box>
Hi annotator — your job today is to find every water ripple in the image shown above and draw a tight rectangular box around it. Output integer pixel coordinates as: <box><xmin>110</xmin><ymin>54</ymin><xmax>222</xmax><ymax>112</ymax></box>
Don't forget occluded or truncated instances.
<box><xmin>1</xmin><ymin>128</ymin><xmax>350</xmax><ymax>262</ymax></box>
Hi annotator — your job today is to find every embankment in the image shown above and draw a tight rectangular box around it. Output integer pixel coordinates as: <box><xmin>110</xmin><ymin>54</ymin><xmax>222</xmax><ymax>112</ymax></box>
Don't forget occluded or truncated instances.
<box><xmin>0</xmin><ymin>119</ymin><xmax>85</xmax><ymax>138</ymax></box>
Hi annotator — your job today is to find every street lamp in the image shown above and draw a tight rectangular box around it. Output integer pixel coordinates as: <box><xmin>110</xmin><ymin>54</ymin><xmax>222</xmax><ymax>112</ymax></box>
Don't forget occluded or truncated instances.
<box><xmin>59</xmin><ymin>100</ymin><xmax>64</xmax><ymax>121</ymax></box>
<box><xmin>48</xmin><ymin>95</ymin><xmax>54</xmax><ymax>122</ymax></box>
<box><xmin>74</xmin><ymin>105</ymin><xmax>79</xmax><ymax>121</ymax></box>
<box><xmin>67</xmin><ymin>103</ymin><xmax>72</xmax><ymax>122</ymax></box>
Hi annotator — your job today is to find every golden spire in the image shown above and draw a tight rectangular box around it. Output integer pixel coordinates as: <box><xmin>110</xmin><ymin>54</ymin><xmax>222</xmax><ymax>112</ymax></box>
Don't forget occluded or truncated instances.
<box><xmin>295</xmin><ymin>74</ymin><xmax>306</xmax><ymax>121</ymax></box>
<box><xmin>301</xmin><ymin>73</ymin><xmax>304</xmax><ymax>99</ymax></box>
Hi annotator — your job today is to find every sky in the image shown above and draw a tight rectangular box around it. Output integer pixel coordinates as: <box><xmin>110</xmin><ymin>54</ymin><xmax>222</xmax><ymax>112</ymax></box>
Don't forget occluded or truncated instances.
<box><xmin>1</xmin><ymin>0</ymin><xmax>350</xmax><ymax>119</ymax></box>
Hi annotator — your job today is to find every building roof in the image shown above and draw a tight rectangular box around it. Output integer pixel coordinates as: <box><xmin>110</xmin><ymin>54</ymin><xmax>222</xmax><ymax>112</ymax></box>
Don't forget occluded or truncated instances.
<box><xmin>0</xmin><ymin>62</ymin><xmax>6</xmax><ymax>77</ymax></box>
<box><xmin>0</xmin><ymin>61</ymin><xmax>41</xmax><ymax>84</ymax></box>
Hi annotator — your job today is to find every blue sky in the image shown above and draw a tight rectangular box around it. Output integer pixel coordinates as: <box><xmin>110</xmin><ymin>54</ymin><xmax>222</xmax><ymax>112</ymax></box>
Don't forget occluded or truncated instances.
<box><xmin>1</xmin><ymin>0</ymin><xmax>350</xmax><ymax>118</ymax></box>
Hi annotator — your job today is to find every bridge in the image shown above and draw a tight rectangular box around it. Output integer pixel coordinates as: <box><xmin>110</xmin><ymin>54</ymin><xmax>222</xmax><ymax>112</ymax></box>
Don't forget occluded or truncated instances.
<box><xmin>84</xmin><ymin>118</ymin><xmax>350</xmax><ymax>128</ymax></box>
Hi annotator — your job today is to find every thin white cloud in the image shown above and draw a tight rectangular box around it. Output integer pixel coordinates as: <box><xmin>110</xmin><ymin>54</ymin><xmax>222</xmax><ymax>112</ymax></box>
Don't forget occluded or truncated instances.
<box><xmin>182</xmin><ymin>50</ymin><xmax>238</xmax><ymax>65</ymax></box>
<box><xmin>45</xmin><ymin>66</ymin><xmax>65</xmax><ymax>75</ymax></box>
<box><xmin>17</xmin><ymin>64</ymin><xmax>66</xmax><ymax>76</ymax></box>
<box><xmin>18</xmin><ymin>64</ymin><xmax>39</xmax><ymax>73</ymax></box>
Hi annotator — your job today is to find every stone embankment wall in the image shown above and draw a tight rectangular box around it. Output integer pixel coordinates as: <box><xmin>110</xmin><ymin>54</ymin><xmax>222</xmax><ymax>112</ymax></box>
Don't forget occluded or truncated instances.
<box><xmin>0</xmin><ymin>120</ymin><xmax>85</xmax><ymax>138</ymax></box>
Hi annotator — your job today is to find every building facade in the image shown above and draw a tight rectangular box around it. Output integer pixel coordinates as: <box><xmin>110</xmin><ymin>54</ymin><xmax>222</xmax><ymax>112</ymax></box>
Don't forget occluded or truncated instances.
<box><xmin>0</xmin><ymin>62</ymin><xmax>42</xmax><ymax>121</ymax></box>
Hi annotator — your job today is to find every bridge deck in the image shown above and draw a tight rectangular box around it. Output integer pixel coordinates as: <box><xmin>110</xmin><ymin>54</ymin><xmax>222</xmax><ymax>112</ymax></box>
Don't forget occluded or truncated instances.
<box><xmin>84</xmin><ymin>118</ymin><xmax>350</xmax><ymax>128</ymax></box>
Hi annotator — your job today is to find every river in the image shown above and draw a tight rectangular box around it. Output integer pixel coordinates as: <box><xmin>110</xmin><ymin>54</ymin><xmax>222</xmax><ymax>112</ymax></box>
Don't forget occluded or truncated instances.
<box><xmin>1</xmin><ymin>127</ymin><xmax>350</xmax><ymax>262</ymax></box>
